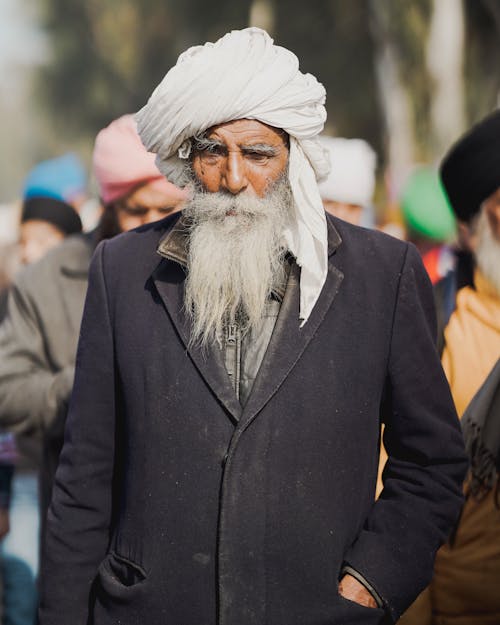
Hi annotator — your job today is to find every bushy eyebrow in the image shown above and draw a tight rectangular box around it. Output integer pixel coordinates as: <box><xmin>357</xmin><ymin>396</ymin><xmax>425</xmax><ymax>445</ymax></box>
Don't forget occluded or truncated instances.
<box><xmin>192</xmin><ymin>132</ymin><xmax>282</xmax><ymax>157</ymax></box>
<box><xmin>240</xmin><ymin>143</ymin><xmax>279</xmax><ymax>156</ymax></box>
<box><xmin>192</xmin><ymin>134</ymin><xmax>224</xmax><ymax>153</ymax></box>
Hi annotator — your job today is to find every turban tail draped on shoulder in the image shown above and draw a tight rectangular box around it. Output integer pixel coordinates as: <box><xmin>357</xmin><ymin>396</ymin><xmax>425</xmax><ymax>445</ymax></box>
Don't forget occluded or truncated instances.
<box><xmin>136</xmin><ymin>27</ymin><xmax>330</xmax><ymax>325</ymax></box>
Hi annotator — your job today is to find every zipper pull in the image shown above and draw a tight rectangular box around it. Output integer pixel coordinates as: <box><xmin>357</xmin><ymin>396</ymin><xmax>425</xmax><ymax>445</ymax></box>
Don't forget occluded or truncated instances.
<box><xmin>226</xmin><ymin>323</ymin><xmax>238</xmax><ymax>344</ymax></box>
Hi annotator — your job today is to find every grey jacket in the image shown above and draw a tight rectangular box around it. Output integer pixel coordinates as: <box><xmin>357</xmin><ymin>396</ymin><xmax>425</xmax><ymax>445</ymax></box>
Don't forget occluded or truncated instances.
<box><xmin>0</xmin><ymin>234</ymin><xmax>93</xmax><ymax>511</ymax></box>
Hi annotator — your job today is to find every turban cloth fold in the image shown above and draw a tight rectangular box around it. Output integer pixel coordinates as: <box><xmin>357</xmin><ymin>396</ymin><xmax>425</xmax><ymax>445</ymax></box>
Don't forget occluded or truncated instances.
<box><xmin>93</xmin><ymin>114</ymin><xmax>188</xmax><ymax>206</ymax></box>
<box><xmin>136</xmin><ymin>27</ymin><xmax>330</xmax><ymax>325</ymax></box>
<box><xmin>440</xmin><ymin>109</ymin><xmax>500</xmax><ymax>223</ymax></box>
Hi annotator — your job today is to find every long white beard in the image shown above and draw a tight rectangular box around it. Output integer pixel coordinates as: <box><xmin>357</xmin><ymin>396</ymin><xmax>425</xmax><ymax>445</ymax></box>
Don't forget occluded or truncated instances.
<box><xmin>183</xmin><ymin>177</ymin><xmax>292</xmax><ymax>347</ymax></box>
<box><xmin>475</xmin><ymin>208</ymin><xmax>500</xmax><ymax>297</ymax></box>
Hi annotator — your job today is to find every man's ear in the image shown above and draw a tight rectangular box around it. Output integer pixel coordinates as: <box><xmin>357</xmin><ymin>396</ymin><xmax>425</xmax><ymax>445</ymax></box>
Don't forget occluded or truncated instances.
<box><xmin>484</xmin><ymin>188</ymin><xmax>500</xmax><ymax>240</ymax></box>
<box><xmin>457</xmin><ymin>219</ymin><xmax>476</xmax><ymax>253</ymax></box>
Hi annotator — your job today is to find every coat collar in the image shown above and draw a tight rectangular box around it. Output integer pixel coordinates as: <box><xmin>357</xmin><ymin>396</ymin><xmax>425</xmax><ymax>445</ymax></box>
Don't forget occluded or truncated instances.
<box><xmin>152</xmin><ymin>213</ymin><xmax>343</xmax><ymax>424</ymax></box>
<box><xmin>158</xmin><ymin>215</ymin><xmax>343</xmax><ymax>259</ymax></box>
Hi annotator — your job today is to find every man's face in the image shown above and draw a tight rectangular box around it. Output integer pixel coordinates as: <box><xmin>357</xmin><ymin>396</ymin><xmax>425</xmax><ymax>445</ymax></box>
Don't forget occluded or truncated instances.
<box><xmin>467</xmin><ymin>186</ymin><xmax>500</xmax><ymax>297</ymax></box>
<box><xmin>460</xmin><ymin>186</ymin><xmax>500</xmax><ymax>254</ymax></box>
<box><xmin>191</xmin><ymin>119</ymin><xmax>289</xmax><ymax>197</ymax></box>
<box><xmin>322</xmin><ymin>199</ymin><xmax>363</xmax><ymax>226</ymax></box>
<box><xmin>114</xmin><ymin>180</ymin><xmax>183</xmax><ymax>232</ymax></box>
<box><xmin>19</xmin><ymin>220</ymin><xmax>65</xmax><ymax>265</ymax></box>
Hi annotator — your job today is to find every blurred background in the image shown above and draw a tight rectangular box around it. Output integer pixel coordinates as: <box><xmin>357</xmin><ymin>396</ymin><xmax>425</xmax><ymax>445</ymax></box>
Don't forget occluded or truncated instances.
<box><xmin>1</xmin><ymin>0</ymin><xmax>499</xmax><ymax>216</ymax></box>
<box><xmin>0</xmin><ymin>4</ymin><xmax>499</xmax><ymax>624</ymax></box>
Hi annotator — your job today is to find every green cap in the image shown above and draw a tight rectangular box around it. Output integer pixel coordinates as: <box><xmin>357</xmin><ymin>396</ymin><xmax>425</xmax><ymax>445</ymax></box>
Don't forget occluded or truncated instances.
<box><xmin>401</xmin><ymin>167</ymin><xmax>456</xmax><ymax>241</ymax></box>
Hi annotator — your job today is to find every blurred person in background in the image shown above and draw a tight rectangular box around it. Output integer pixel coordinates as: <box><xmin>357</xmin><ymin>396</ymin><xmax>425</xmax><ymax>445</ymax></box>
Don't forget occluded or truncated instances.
<box><xmin>19</xmin><ymin>197</ymin><xmax>83</xmax><ymax>265</ymax></box>
<box><xmin>92</xmin><ymin>114</ymin><xmax>187</xmax><ymax>240</ymax></box>
<box><xmin>0</xmin><ymin>113</ymin><xmax>186</xmax><ymax>522</ymax></box>
<box><xmin>0</xmin><ymin>114</ymin><xmax>186</xmax><ymax>625</ymax></box>
<box><xmin>19</xmin><ymin>154</ymin><xmax>87</xmax><ymax>264</ymax></box>
<box><xmin>440</xmin><ymin>110</ymin><xmax>500</xmax><ymax>416</ymax></box>
<box><xmin>318</xmin><ymin>136</ymin><xmax>377</xmax><ymax>228</ymax></box>
<box><xmin>0</xmin><ymin>242</ymin><xmax>17</xmax><ymax>625</ymax></box>
<box><xmin>399</xmin><ymin>167</ymin><xmax>457</xmax><ymax>353</ymax></box>
<box><xmin>400</xmin><ymin>167</ymin><xmax>456</xmax><ymax>285</ymax></box>
<box><xmin>39</xmin><ymin>28</ymin><xmax>466</xmax><ymax>625</ymax></box>
<box><xmin>22</xmin><ymin>154</ymin><xmax>86</xmax><ymax>209</ymax></box>
<box><xmin>0</xmin><ymin>458</ymin><xmax>13</xmax><ymax>625</ymax></box>
<box><xmin>0</xmin><ymin>158</ymin><xmax>84</xmax><ymax>625</ymax></box>
<box><xmin>376</xmin><ymin>167</ymin><xmax>457</xmax><ymax>498</ymax></box>
<box><xmin>401</xmin><ymin>109</ymin><xmax>500</xmax><ymax>625</ymax></box>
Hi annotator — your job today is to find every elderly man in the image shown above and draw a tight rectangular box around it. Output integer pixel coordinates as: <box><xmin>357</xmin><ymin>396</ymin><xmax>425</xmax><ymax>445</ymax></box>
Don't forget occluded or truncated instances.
<box><xmin>439</xmin><ymin>109</ymin><xmax>500</xmax><ymax>417</ymax></box>
<box><xmin>401</xmin><ymin>109</ymin><xmax>500</xmax><ymax>625</ymax></box>
<box><xmin>39</xmin><ymin>29</ymin><xmax>467</xmax><ymax>625</ymax></box>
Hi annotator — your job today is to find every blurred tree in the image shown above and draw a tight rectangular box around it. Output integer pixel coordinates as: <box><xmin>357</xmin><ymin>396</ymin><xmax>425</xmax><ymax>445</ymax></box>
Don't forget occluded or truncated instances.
<box><xmin>426</xmin><ymin>0</ymin><xmax>465</xmax><ymax>158</ymax></box>
<box><xmin>33</xmin><ymin>0</ymin><xmax>499</xmax><ymax>204</ymax></box>
<box><xmin>465</xmin><ymin>0</ymin><xmax>500</xmax><ymax>123</ymax></box>
<box><xmin>272</xmin><ymin>0</ymin><xmax>382</xmax><ymax>155</ymax></box>
<box><xmin>369</xmin><ymin>0</ymin><xmax>425</xmax><ymax>199</ymax></box>
<box><xmin>36</xmin><ymin>0</ymin><xmax>252</xmax><ymax>140</ymax></box>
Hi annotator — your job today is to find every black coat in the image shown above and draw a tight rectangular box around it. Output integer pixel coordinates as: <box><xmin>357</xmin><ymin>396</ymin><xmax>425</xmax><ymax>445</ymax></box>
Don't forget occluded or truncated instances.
<box><xmin>39</xmin><ymin>214</ymin><xmax>467</xmax><ymax>625</ymax></box>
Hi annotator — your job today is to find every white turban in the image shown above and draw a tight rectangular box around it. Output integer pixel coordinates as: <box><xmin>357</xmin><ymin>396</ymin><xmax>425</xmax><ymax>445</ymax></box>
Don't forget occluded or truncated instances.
<box><xmin>136</xmin><ymin>27</ymin><xmax>329</xmax><ymax>325</ymax></box>
<box><xmin>318</xmin><ymin>136</ymin><xmax>377</xmax><ymax>208</ymax></box>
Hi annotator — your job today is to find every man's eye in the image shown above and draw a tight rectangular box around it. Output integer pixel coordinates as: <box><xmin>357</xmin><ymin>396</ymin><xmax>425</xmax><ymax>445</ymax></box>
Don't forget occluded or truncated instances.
<box><xmin>198</xmin><ymin>148</ymin><xmax>226</xmax><ymax>164</ymax></box>
<box><xmin>120</xmin><ymin>206</ymin><xmax>148</xmax><ymax>216</ymax></box>
<box><xmin>246</xmin><ymin>152</ymin><xmax>271</xmax><ymax>162</ymax></box>
<box><xmin>211</xmin><ymin>145</ymin><xmax>226</xmax><ymax>155</ymax></box>
<box><xmin>197</xmin><ymin>144</ymin><xmax>226</xmax><ymax>157</ymax></box>
<box><xmin>199</xmin><ymin>153</ymin><xmax>223</xmax><ymax>165</ymax></box>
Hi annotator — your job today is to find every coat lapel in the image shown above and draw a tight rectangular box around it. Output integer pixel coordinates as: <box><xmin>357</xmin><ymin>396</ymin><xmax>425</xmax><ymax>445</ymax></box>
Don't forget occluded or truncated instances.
<box><xmin>152</xmin><ymin>258</ymin><xmax>243</xmax><ymax>423</ymax></box>
<box><xmin>239</xmin><ymin>219</ymin><xmax>344</xmax><ymax>430</ymax></box>
<box><xmin>151</xmin><ymin>217</ymin><xmax>343</xmax><ymax>427</ymax></box>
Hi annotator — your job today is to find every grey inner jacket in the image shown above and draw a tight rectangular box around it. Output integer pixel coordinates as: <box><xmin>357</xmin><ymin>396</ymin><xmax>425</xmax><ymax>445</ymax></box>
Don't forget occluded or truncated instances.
<box><xmin>157</xmin><ymin>218</ymin><xmax>289</xmax><ymax>408</ymax></box>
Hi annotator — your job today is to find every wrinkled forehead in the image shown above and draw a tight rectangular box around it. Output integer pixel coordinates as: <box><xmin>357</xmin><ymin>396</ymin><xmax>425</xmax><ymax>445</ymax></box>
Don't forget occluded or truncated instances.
<box><xmin>200</xmin><ymin>119</ymin><xmax>289</xmax><ymax>147</ymax></box>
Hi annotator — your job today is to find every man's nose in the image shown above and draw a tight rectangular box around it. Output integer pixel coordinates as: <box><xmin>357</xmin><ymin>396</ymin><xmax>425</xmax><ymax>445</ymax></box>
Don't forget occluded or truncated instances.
<box><xmin>222</xmin><ymin>152</ymin><xmax>248</xmax><ymax>195</ymax></box>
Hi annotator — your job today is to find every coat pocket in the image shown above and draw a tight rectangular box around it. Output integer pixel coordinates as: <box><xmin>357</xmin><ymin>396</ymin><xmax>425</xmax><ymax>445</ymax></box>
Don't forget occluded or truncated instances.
<box><xmin>335</xmin><ymin>594</ymin><xmax>386</xmax><ymax>624</ymax></box>
<box><xmin>97</xmin><ymin>550</ymin><xmax>148</xmax><ymax>604</ymax></box>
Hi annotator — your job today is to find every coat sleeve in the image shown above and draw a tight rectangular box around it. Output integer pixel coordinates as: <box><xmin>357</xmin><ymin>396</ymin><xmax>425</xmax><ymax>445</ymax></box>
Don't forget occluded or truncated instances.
<box><xmin>343</xmin><ymin>243</ymin><xmax>468</xmax><ymax>623</ymax></box>
<box><xmin>0</xmin><ymin>276</ymin><xmax>74</xmax><ymax>435</ymax></box>
<box><xmin>39</xmin><ymin>241</ymin><xmax>115</xmax><ymax>625</ymax></box>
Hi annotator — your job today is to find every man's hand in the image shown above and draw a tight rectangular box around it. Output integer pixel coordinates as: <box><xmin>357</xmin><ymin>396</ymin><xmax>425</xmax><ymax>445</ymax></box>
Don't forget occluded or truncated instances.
<box><xmin>338</xmin><ymin>574</ymin><xmax>377</xmax><ymax>608</ymax></box>
<box><xmin>0</xmin><ymin>508</ymin><xmax>10</xmax><ymax>540</ymax></box>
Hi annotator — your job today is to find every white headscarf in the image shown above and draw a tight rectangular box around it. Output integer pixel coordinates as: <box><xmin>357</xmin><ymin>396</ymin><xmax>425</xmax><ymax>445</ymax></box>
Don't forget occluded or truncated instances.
<box><xmin>318</xmin><ymin>137</ymin><xmax>377</xmax><ymax>209</ymax></box>
<box><xmin>136</xmin><ymin>27</ymin><xmax>330</xmax><ymax>325</ymax></box>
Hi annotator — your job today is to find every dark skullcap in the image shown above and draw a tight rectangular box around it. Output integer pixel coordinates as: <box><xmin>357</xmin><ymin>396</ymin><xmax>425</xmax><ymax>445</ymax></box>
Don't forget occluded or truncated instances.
<box><xmin>440</xmin><ymin>109</ymin><xmax>500</xmax><ymax>223</ymax></box>
<box><xmin>21</xmin><ymin>197</ymin><xmax>82</xmax><ymax>236</ymax></box>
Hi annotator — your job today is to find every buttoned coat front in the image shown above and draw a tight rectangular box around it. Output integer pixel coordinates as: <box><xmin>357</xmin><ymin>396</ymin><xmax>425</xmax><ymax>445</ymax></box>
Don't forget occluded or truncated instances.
<box><xmin>39</xmin><ymin>213</ymin><xmax>467</xmax><ymax>625</ymax></box>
